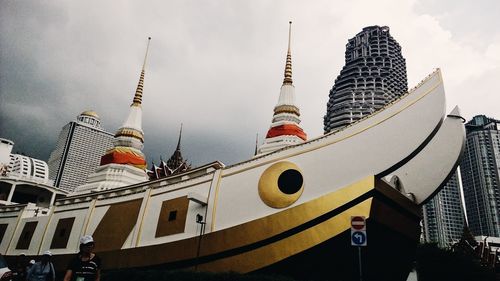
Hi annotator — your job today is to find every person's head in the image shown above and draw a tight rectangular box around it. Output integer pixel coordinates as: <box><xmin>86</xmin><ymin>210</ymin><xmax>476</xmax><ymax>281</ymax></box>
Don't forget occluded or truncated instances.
<box><xmin>79</xmin><ymin>235</ymin><xmax>95</xmax><ymax>254</ymax></box>
<box><xmin>41</xmin><ymin>251</ymin><xmax>52</xmax><ymax>264</ymax></box>
<box><xmin>16</xmin><ymin>253</ymin><xmax>27</xmax><ymax>264</ymax></box>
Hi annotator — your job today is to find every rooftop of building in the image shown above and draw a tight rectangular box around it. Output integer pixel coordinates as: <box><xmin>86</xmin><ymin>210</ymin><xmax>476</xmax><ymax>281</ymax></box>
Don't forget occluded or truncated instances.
<box><xmin>79</xmin><ymin>110</ymin><xmax>100</xmax><ymax>119</ymax></box>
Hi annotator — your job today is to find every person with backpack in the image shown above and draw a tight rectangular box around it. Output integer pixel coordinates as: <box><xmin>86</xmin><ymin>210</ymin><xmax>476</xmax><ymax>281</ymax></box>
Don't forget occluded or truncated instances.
<box><xmin>26</xmin><ymin>251</ymin><xmax>55</xmax><ymax>281</ymax></box>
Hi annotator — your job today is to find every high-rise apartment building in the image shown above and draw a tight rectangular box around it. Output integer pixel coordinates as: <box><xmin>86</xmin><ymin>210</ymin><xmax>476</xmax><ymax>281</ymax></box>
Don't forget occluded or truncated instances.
<box><xmin>460</xmin><ymin>115</ymin><xmax>500</xmax><ymax>237</ymax></box>
<box><xmin>324</xmin><ymin>25</ymin><xmax>408</xmax><ymax>133</ymax></box>
<box><xmin>47</xmin><ymin>111</ymin><xmax>113</xmax><ymax>192</ymax></box>
<box><xmin>422</xmin><ymin>171</ymin><xmax>465</xmax><ymax>247</ymax></box>
<box><xmin>0</xmin><ymin>138</ymin><xmax>50</xmax><ymax>184</ymax></box>
<box><xmin>8</xmin><ymin>154</ymin><xmax>50</xmax><ymax>184</ymax></box>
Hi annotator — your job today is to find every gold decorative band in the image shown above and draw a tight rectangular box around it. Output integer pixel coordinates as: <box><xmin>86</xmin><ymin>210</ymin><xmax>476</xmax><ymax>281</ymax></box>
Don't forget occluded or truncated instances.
<box><xmin>198</xmin><ymin>199</ymin><xmax>373</xmax><ymax>273</ymax></box>
<box><xmin>274</xmin><ymin>105</ymin><xmax>300</xmax><ymax>116</ymax></box>
<box><xmin>115</xmin><ymin>128</ymin><xmax>144</xmax><ymax>142</ymax></box>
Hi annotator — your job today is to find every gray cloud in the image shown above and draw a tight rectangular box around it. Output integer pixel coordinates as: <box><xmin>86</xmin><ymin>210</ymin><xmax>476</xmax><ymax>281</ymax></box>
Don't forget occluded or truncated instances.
<box><xmin>1</xmin><ymin>0</ymin><xmax>499</xmax><ymax>167</ymax></box>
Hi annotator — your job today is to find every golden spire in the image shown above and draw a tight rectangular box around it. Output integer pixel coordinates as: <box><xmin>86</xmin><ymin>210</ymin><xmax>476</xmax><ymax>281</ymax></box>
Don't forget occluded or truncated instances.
<box><xmin>283</xmin><ymin>21</ymin><xmax>293</xmax><ymax>85</ymax></box>
<box><xmin>132</xmin><ymin>37</ymin><xmax>151</xmax><ymax>107</ymax></box>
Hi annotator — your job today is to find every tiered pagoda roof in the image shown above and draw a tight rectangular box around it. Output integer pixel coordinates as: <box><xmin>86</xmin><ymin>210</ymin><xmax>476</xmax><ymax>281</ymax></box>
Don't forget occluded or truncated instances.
<box><xmin>148</xmin><ymin>125</ymin><xmax>191</xmax><ymax>180</ymax></box>
<box><xmin>256</xmin><ymin>22</ymin><xmax>307</xmax><ymax>155</ymax></box>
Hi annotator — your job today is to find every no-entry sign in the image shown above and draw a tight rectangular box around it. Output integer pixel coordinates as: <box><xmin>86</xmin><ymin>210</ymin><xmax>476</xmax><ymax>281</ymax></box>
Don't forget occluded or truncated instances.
<box><xmin>351</xmin><ymin>216</ymin><xmax>366</xmax><ymax>231</ymax></box>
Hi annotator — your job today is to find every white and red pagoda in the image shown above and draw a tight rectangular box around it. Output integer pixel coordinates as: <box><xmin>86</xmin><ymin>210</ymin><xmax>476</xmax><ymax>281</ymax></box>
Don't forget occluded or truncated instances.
<box><xmin>74</xmin><ymin>38</ymin><xmax>151</xmax><ymax>193</ymax></box>
<box><xmin>257</xmin><ymin>22</ymin><xmax>307</xmax><ymax>155</ymax></box>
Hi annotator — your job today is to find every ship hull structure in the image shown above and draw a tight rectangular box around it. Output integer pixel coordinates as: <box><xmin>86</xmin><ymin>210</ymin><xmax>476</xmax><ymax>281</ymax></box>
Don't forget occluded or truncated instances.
<box><xmin>0</xmin><ymin>70</ymin><xmax>464</xmax><ymax>281</ymax></box>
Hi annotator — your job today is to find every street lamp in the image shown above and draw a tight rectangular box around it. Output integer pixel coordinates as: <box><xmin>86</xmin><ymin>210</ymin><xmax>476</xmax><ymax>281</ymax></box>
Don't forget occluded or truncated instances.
<box><xmin>195</xmin><ymin>214</ymin><xmax>206</xmax><ymax>270</ymax></box>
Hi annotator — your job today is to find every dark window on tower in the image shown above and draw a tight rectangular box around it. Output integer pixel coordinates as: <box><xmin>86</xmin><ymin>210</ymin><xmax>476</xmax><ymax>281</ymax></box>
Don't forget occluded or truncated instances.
<box><xmin>16</xmin><ymin>221</ymin><xmax>38</xmax><ymax>249</ymax></box>
<box><xmin>168</xmin><ymin>210</ymin><xmax>177</xmax><ymax>221</ymax></box>
<box><xmin>0</xmin><ymin>224</ymin><xmax>7</xmax><ymax>244</ymax></box>
<box><xmin>50</xmin><ymin>217</ymin><xmax>75</xmax><ymax>249</ymax></box>
<box><xmin>155</xmin><ymin>196</ymin><xmax>189</xmax><ymax>237</ymax></box>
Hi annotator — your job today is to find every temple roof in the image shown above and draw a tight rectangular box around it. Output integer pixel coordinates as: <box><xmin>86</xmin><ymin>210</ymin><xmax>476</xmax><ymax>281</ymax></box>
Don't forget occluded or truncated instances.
<box><xmin>148</xmin><ymin>125</ymin><xmax>192</xmax><ymax>180</ymax></box>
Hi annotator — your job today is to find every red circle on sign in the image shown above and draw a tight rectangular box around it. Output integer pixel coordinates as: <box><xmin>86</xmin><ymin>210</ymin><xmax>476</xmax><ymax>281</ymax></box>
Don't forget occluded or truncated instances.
<box><xmin>351</xmin><ymin>216</ymin><xmax>365</xmax><ymax>230</ymax></box>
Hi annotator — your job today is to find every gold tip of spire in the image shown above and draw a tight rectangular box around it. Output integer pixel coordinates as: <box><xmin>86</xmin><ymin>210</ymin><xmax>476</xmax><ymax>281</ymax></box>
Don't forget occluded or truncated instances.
<box><xmin>132</xmin><ymin>37</ymin><xmax>152</xmax><ymax>106</ymax></box>
<box><xmin>283</xmin><ymin>22</ymin><xmax>293</xmax><ymax>85</ymax></box>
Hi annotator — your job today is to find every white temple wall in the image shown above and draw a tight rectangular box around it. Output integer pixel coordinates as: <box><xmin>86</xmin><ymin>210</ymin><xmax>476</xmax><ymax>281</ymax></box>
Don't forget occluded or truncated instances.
<box><xmin>41</xmin><ymin>205</ymin><xmax>90</xmax><ymax>255</ymax></box>
<box><xmin>7</xmin><ymin>215</ymin><xmax>50</xmax><ymax>256</ymax></box>
<box><xmin>0</xmin><ymin>208</ymin><xmax>23</xmax><ymax>254</ymax></box>
<box><xmin>139</xmin><ymin>177</ymin><xmax>212</xmax><ymax>246</ymax></box>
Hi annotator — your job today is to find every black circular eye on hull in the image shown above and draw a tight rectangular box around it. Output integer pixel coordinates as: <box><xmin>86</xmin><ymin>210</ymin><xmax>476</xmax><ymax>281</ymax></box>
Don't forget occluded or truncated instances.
<box><xmin>258</xmin><ymin>161</ymin><xmax>304</xmax><ymax>208</ymax></box>
<box><xmin>278</xmin><ymin>169</ymin><xmax>303</xmax><ymax>194</ymax></box>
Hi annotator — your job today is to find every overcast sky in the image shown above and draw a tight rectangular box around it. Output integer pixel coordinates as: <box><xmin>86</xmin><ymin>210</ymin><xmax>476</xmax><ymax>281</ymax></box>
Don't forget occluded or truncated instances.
<box><xmin>1</xmin><ymin>0</ymin><xmax>499</xmax><ymax>167</ymax></box>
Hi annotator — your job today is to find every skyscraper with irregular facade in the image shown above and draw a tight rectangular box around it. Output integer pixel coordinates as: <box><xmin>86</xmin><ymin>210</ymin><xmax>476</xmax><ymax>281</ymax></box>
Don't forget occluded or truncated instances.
<box><xmin>257</xmin><ymin>22</ymin><xmax>307</xmax><ymax>155</ymax></box>
<box><xmin>74</xmin><ymin>38</ymin><xmax>151</xmax><ymax>194</ymax></box>
<box><xmin>47</xmin><ymin>111</ymin><xmax>113</xmax><ymax>191</ymax></box>
<box><xmin>324</xmin><ymin>26</ymin><xmax>408</xmax><ymax>133</ymax></box>
<box><xmin>460</xmin><ymin>115</ymin><xmax>500</xmax><ymax>237</ymax></box>
<box><xmin>422</xmin><ymin>171</ymin><xmax>465</xmax><ymax>247</ymax></box>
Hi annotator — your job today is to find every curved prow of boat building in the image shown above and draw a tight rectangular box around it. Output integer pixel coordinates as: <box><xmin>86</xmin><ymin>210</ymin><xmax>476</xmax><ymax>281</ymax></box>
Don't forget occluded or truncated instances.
<box><xmin>0</xmin><ymin>69</ymin><xmax>465</xmax><ymax>280</ymax></box>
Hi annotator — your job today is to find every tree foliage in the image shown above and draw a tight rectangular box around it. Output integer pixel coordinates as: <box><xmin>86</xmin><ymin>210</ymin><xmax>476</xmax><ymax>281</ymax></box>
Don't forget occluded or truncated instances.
<box><xmin>416</xmin><ymin>243</ymin><xmax>495</xmax><ymax>281</ymax></box>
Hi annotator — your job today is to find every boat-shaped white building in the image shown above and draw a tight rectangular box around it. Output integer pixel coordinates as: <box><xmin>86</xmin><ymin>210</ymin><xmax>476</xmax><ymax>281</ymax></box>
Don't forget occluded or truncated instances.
<box><xmin>1</xmin><ymin>32</ymin><xmax>465</xmax><ymax>281</ymax></box>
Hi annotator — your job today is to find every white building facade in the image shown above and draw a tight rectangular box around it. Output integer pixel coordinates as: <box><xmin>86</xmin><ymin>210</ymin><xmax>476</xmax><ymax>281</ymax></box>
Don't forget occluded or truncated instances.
<box><xmin>47</xmin><ymin>111</ymin><xmax>113</xmax><ymax>192</ymax></box>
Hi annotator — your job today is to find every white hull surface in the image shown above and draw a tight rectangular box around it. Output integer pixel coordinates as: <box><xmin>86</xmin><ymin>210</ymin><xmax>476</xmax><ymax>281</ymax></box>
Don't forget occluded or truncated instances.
<box><xmin>0</xmin><ymin>69</ymin><xmax>464</xmax><ymax>280</ymax></box>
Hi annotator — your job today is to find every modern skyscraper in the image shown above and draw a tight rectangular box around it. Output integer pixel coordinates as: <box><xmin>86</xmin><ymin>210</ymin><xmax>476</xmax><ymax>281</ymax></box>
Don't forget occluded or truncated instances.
<box><xmin>422</xmin><ymin>171</ymin><xmax>465</xmax><ymax>247</ymax></box>
<box><xmin>257</xmin><ymin>22</ymin><xmax>307</xmax><ymax>155</ymax></box>
<box><xmin>47</xmin><ymin>111</ymin><xmax>113</xmax><ymax>191</ymax></box>
<box><xmin>75</xmin><ymin>38</ymin><xmax>151</xmax><ymax>193</ymax></box>
<box><xmin>324</xmin><ymin>26</ymin><xmax>408</xmax><ymax>133</ymax></box>
<box><xmin>460</xmin><ymin>115</ymin><xmax>500</xmax><ymax>237</ymax></box>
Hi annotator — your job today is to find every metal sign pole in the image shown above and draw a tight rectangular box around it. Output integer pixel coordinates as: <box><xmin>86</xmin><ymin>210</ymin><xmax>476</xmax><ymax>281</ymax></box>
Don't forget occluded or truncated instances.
<box><xmin>358</xmin><ymin>246</ymin><xmax>363</xmax><ymax>281</ymax></box>
<box><xmin>351</xmin><ymin>216</ymin><xmax>366</xmax><ymax>281</ymax></box>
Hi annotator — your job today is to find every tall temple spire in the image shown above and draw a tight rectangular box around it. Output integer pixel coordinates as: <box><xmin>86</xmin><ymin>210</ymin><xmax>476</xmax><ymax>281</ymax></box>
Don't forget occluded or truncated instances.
<box><xmin>147</xmin><ymin>124</ymin><xmax>192</xmax><ymax>180</ymax></box>
<box><xmin>283</xmin><ymin>21</ymin><xmax>293</xmax><ymax>85</ymax></box>
<box><xmin>74</xmin><ymin>37</ymin><xmax>152</xmax><ymax>194</ymax></box>
<box><xmin>254</xmin><ymin>133</ymin><xmax>259</xmax><ymax>156</ymax></box>
<box><xmin>176</xmin><ymin>123</ymin><xmax>183</xmax><ymax>150</ymax></box>
<box><xmin>256</xmin><ymin>22</ymin><xmax>306</xmax><ymax>156</ymax></box>
<box><xmin>100</xmin><ymin>37</ymin><xmax>152</xmax><ymax>169</ymax></box>
<box><xmin>132</xmin><ymin>37</ymin><xmax>151</xmax><ymax>107</ymax></box>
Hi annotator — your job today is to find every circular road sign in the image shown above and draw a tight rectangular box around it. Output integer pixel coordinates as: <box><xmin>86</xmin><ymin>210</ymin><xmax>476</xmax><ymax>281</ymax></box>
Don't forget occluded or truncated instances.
<box><xmin>351</xmin><ymin>231</ymin><xmax>367</xmax><ymax>246</ymax></box>
<box><xmin>351</xmin><ymin>216</ymin><xmax>366</xmax><ymax>230</ymax></box>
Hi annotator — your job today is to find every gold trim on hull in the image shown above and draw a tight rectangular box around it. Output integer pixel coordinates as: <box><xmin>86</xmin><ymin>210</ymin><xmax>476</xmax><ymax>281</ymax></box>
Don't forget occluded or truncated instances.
<box><xmin>13</xmin><ymin>176</ymin><xmax>420</xmax><ymax>276</ymax></box>
<box><xmin>94</xmin><ymin>176</ymin><xmax>419</xmax><ymax>272</ymax></box>
<box><xmin>197</xmin><ymin>199</ymin><xmax>372</xmax><ymax>273</ymax></box>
